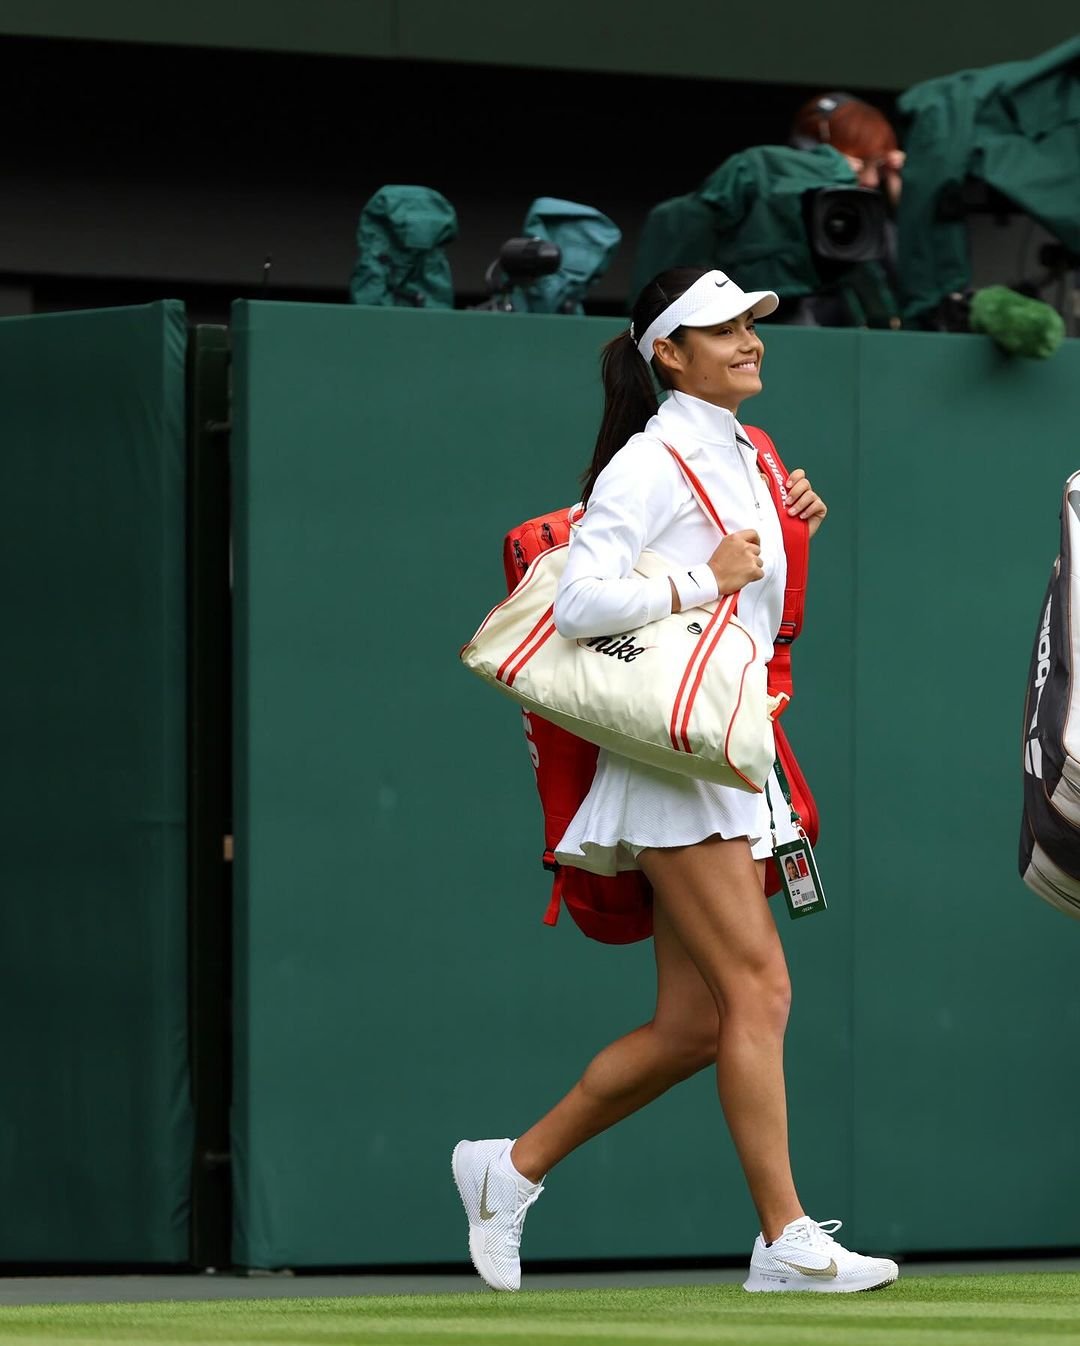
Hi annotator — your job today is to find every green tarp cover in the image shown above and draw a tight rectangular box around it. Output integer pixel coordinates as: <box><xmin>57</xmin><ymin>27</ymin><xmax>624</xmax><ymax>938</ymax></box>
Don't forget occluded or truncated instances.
<box><xmin>0</xmin><ymin>302</ymin><xmax>192</xmax><ymax>1260</ymax></box>
<box><xmin>511</xmin><ymin>197</ymin><xmax>622</xmax><ymax>314</ymax></box>
<box><xmin>630</xmin><ymin>145</ymin><xmax>857</xmax><ymax>302</ymax></box>
<box><xmin>349</xmin><ymin>184</ymin><xmax>458</xmax><ymax>309</ymax></box>
<box><xmin>896</xmin><ymin>35</ymin><xmax>1080</xmax><ymax>320</ymax></box>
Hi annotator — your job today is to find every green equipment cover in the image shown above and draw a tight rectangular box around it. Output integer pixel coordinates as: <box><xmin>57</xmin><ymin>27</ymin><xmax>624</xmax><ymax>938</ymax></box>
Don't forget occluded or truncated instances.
<box><xmin>350</xmin><ymin>184</ymin><xmax>458</xmax><ymax>308</ymax></box>
<box><xmin>511</xmin><ymin>197</ymin><xmax>621</xmax><ymax>314</ymax></box>
<box><xmin>896</xmin><ymin>36</ymin><xmax>1080</xmax><ymax>322</ymax></box>
<box><xmin>629</xmin><ymin>146</ymin><xmax>897</xmax><ymax>326</ymax></box>
<box><xmin>631</xmin><ymin>146</ymin><xmax>854</xmax><ymax>297</ymax></box>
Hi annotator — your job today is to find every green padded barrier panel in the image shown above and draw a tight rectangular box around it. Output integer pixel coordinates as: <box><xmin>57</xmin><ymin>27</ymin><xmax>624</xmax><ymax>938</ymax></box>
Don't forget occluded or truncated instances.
<box><xmin>231</xmin><ymin>303</ymin><xmax>1080</xmax><ymax>1267</ymax></box>
<box><xmin>850</xmin><ymin>332</ymin><xmax>1080</xmax><ymax>1251</ymax></box>
<box><xmin>0</xmin><ymin>302</ymin><xmax>192</xmax><ymax>1261</ymax></box>
<box><xmin>231</xmin><ymin>304</ymin><xmax>853</xmax><ymax>1268</ymax></box>
<box><xmin>750</xmin><ymin>328</ymin><xmax>862</xmax><ymax>1224</ymax></box>
<box><xmin>737</xmin><ymin>328</ymin><xmax>862</xmax><ymax>1235</ymax></box>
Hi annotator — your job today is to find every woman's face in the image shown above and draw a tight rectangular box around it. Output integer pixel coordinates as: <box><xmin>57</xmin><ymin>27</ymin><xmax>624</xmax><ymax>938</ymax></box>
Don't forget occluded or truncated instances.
<box><xmin>654</xmin><ymin>311</ymin><xmax>765</xmax><ymax>413</ymax></box>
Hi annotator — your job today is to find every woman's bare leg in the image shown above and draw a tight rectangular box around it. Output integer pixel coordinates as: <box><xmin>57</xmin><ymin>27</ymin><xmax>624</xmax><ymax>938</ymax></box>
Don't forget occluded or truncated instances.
<box><xmin>510</xmin><ymin>899</ymin><xmax>719</xmax><ymax>1182</ymax></box>
<box><xmin>638</xmin><ymin>836</ymin><xmax>803</xmax><ymax>1243</ymax></box>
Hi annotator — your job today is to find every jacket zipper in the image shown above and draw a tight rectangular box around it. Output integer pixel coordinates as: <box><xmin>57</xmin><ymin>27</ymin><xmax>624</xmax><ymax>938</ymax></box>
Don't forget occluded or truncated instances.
<box><xmin>735</xmin><ymin>436</ymin><xmax>762</xmax><ymax>515</ymax></box>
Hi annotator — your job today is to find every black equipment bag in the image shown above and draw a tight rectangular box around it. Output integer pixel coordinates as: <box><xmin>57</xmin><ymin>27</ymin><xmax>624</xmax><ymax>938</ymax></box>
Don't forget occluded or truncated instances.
<box><xmin>1020</xmin><ymin>470</ymin><xmax>1080</xmax><ymax>917</ymax></box>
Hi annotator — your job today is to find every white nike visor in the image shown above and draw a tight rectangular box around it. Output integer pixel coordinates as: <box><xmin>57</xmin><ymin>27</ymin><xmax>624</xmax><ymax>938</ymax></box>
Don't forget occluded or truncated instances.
<box><xmin>635</xmin><ymin>270</ymin><xmax>779</xmax><ymax>362</ymax></box>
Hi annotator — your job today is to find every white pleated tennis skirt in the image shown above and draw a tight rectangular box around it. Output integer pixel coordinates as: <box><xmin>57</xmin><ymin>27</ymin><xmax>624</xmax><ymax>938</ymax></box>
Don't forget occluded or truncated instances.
<box><xmin>554</xmin><ymin>748</ymin><xmax>799</xmax><ymax>875</ymax></box>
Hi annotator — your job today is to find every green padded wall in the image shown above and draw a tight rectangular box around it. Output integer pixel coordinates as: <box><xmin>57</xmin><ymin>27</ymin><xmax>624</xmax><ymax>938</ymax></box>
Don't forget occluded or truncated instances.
<box><xmin>230</xmin><ymin>304</ymin><xmax>852</xmax><ymax>1268</ymax></box>
<box><xmin>231</xmin><ymin>302</ymin><xmax>1080</xmax><ymax>1268</ymax></box>
<box><xmin>758</xmin><ymin>330</ymin><xmax>1080</xmax><ymax>1251</ymax></box>
<box><xmin>849</xmin><ymin>333</ymin><xmax>1080</xmax><ymax>1250</ymax></box>
<box><xmin>0</xmin><ymin>302</ymin><xmax>192</xmax><ymax>1261</ymax></box>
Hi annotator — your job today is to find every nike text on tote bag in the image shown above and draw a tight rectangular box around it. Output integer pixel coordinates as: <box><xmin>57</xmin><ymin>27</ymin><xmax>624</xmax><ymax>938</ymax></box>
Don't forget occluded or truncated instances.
<box><xmin>460</xmin><ymin>449</ymin><xmax>778</xmax><ymax>790</ymax></box>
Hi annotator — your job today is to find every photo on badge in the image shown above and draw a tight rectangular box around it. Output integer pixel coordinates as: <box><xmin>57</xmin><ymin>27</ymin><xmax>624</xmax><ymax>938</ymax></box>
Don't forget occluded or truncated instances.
<box><xmin>774</xmin><ymin>837</ymin><xmax>827</xmax><ymax>920</ymax></box>
<box><xmin>789</xmin><ymin>872</ymin><xmax>817</xmax><ymax>908</ymax></box>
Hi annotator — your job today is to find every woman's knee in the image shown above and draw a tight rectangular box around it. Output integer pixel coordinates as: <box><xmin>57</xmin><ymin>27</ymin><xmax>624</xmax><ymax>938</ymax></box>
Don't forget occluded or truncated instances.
<box><xmin>652</xmin><ymin>1010</ymin><xmax>720</xmax><ymax>1076</ymax></box>
<box><xmin>727</xmin><ymin>958</ymin><xmax>792</xmax><ymax>1034</ymax></box>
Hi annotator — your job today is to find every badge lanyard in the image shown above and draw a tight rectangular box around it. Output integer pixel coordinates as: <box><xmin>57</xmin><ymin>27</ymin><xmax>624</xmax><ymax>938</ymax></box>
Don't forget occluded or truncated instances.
<box><xmin>765</xmin><ymin>757</ymin><xmax>827</xmax><ymax>920</ymax></box>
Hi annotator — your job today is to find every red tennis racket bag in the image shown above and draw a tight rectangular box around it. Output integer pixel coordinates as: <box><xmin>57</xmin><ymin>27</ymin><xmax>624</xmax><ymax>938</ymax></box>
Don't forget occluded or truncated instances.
<box><xmin>502</xmin><ymin>427</ymin><xmax>818</xmax><ymax>944</ymax></box>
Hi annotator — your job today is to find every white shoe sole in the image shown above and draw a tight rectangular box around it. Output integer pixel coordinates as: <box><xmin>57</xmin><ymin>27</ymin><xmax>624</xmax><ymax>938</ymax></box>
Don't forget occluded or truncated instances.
<box><xmin>451</xmin><ymin>1142</ymin><xmax>518</xmax><ymax>1293</ymax></box>
<box><xmin>743</xmin><ymin>1268</ymin><xmax>898</xmax><ymax>1293</ymax></box>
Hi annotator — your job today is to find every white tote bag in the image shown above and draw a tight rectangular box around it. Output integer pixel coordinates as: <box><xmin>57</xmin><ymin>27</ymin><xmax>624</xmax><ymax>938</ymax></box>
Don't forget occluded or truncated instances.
<box><xmin>460</xmin><ymin>447</ymin><xmax>778</xmax><ymax>791</ymax></box>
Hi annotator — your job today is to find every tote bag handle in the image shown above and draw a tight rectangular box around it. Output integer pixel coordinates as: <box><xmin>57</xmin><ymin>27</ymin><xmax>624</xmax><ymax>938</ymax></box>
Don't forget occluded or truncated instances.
<box><xmin>663</xmin><ymin>443</ymin><xmax>736</xmax><ymax>609</ymax></box>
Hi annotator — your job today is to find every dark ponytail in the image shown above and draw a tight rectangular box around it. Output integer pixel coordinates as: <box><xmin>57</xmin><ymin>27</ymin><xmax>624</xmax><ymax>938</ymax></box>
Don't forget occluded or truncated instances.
<box><xmin>580</xmin><ymin>267</ymin><xmax>708</xmax><ymax>504</ymax></box>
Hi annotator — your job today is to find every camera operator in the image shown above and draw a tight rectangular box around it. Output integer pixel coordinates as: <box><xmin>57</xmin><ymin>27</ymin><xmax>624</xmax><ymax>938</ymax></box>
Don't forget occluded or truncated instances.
<box><xmin>791</xmin><ymin>93</ymin><xmax>906</xmax><ymax>209</ymax></box>
<box><xmin>787</xmin><ymin>93</ymin><xmax>905</xmax><ymax>327</ymax></box>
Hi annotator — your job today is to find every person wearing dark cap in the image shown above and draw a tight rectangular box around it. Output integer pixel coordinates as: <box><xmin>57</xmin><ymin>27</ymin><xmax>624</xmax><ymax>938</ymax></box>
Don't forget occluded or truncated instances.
<box><xmin>789</xmin><ymin>91</ymin><xmax>905</xmax><ymax>327</ymax></box>
<box><xmin>791</xmin><ymin>91</ymin><xmax>906</xmax><ymax>207</ymax></box>
<box><xmin>453</xmin><ymin>267</ymin><xmax>898</xmax><ymax>1297</ymax></box>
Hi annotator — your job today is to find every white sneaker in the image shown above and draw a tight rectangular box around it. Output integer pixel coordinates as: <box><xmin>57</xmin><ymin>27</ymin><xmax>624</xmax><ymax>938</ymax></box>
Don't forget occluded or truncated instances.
<box><xmin>451</xmin><ymin>1138</ymin><xmax>544</xmax><ymax>1291</ymax></box>
<box><xmin>743</xmin><ymin>1216</ymin><xmax>898</xmax><ymax>1293</ymax></box>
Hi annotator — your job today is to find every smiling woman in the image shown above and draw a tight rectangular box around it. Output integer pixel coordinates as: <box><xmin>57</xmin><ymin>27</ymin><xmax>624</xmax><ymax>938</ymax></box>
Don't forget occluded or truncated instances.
<box><xmin>452</xmin><ymin>267</ymin><xmax>890</xmax><ymax>1299</ymax></box>
<box><xmin>648</xmin><ymin>305</ymin><xmax>765</xmax><ymax>418</ymax></box>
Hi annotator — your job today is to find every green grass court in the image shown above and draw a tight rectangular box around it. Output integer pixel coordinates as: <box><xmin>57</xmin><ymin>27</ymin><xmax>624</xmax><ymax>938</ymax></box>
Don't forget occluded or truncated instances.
<box><xmin>2</xmin><ymin>1275</ymin><xmax>1079</xmax><ymax>1345</ymax></box>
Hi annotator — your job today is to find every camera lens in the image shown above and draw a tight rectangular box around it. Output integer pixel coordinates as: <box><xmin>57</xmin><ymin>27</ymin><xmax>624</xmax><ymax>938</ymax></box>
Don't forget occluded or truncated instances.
<box><xmin>805</xmin><ymin>187</ymin><xmax>887</xmax><ymax>264</ymax></box>
<box><xmin>823</xmin><ymin>204</ymin><xmax>862</xmax><ymax>247</ymax></box>
<box><xmin>499</xmin><ymin>237</ymin><xmax>561</xmax><ymax>279</ymax></box>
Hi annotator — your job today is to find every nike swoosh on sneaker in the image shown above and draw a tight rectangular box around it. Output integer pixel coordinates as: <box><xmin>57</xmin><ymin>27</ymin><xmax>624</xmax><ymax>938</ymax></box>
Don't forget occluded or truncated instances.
<box><xmin>778</xmin><ymin>1258</ymin><xmax>838</xmax><ymax>1278</ymax></box>
<box><xmin>714</xmin><ymin>278</ymin><xmax>730</xmax><ymax>287</ymax></box>
<box><xmin>479</xmin><ymin>1166</ymin><xmax>496</xmax><ymax>1220</ymax></box>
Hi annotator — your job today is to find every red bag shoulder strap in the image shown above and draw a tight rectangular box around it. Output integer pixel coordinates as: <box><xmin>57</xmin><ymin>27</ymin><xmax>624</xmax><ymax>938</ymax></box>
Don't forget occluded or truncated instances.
<box><xmin>742</xmin><ymin>425</ymin><xmax>809</xmax><ymax>646</ymax></box>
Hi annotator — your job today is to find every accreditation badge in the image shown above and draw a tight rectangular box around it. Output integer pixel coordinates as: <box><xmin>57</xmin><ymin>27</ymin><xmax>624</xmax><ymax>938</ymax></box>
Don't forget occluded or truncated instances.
<box><xmin>774</xmin><ymin>833</ymin><xmax>827</xmax><ymax>920</ymax></box>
